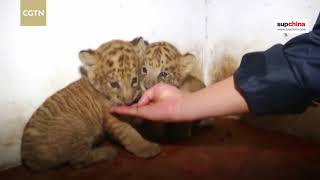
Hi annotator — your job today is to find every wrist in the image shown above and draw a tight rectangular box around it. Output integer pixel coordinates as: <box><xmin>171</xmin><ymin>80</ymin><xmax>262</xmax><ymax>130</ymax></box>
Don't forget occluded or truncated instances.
<box><xmin>172</xmin><ymin>91</ymin><xmax>192</xmax><ymax>122</ymax></box>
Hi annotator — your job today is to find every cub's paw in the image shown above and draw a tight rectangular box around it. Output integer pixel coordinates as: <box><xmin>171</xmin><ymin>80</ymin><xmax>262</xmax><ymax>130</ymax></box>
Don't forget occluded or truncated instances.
<box><xmin>130</xmin><ymin>142</ymin><xmax>161</xmax><ymax>158</ymax></box>
<box><xmin>96</xmin><ymin>146</ymin><xmax>119</xmax><ymax>161</ymax></box>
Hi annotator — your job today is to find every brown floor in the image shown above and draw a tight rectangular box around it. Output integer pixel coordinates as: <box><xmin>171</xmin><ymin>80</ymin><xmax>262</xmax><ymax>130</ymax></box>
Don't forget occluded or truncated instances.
<box><xmin>1</xmin><ymin>119</ymin><xmax>320</xmax><ymax>180</ymax></box>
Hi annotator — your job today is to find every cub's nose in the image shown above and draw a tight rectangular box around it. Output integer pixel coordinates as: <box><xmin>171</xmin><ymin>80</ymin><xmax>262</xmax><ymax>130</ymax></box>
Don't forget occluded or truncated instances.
<box><xmin>123</xmin><ymin>98</ymin><xmax>133</xmax><ymax>106</ymax></box>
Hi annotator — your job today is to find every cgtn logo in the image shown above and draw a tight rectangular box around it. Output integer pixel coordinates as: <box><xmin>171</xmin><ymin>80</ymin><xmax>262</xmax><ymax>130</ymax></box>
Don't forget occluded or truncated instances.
<box><xmin>22</xmin><ymin>10</ymin><xmax>45</xmax><ymax>17</ymax></box>
<box><xmin>274</xmin><ymin>19</ymin><xmax>309</xmax><ymax>33</ymax></box>
<box><xmin>20</xmin><ymin>0</ymin><xmax>46</xmax><ymax>26</ymax></box>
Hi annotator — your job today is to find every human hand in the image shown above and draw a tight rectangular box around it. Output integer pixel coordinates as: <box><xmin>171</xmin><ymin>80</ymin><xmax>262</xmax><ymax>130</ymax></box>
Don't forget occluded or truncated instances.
<box><xmin>111</xmin><ymin>83</ymin><xmax>187</xmax><ymax>122</ymax></box>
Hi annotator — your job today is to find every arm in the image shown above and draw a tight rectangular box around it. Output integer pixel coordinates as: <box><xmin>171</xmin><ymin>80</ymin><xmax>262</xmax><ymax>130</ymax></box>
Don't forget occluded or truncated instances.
<box><xmin>178</xmin><ymin>76</ymin><xmax>248</xmax><ymax>121</ymax></box>
<box><xmin>111</xmin><ymin>76</ymin><xmax>249</xmax><ymax>122</ymax></box>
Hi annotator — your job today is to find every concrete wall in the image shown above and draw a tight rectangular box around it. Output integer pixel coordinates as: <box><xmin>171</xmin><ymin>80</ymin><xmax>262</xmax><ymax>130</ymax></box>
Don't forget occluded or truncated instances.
<box><xmin>0</xmin><ymin>0</ymin><xmax>319</xmax><ymax>169</ymax></box>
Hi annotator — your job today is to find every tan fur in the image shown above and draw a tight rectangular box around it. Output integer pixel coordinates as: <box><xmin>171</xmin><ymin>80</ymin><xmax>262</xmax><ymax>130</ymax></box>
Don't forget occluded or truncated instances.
<box><xmin>209</xmin><ymin>54</ymin><xmax>239</xmax><ymax>84</ymax></box>
<box><xmin>21</xmin><ymin>38</ymin><xmax>160</xmax><ymax>171</ymax></box>
<box><xmin>140</xmin><ymin>41</ymin><xmax>206</xmax><ymax>139</ymax></box>
<box><xmin>140</xmin><ymin>41</ymin><xmax>198</xmax><ymax>90</ymax></box>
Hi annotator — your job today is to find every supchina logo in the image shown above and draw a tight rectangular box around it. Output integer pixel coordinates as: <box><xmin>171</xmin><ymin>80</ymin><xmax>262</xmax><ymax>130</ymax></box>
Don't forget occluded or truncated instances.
<box><xmin>274</xmin><ymin>19</ymin><xmax>309</xmax><ymax>33</ymax></box>
<box><xmin>277</xmin><ymin>21</ymin><xmax>305</xmax><ymax>28</ymax></box>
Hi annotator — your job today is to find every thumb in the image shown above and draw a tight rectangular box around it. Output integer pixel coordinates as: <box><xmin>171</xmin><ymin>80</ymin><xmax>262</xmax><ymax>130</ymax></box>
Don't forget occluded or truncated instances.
<box><xmin>137</xmin><ymin>84</ymin><xmax>159</xmax><ymax>106</ymax></box>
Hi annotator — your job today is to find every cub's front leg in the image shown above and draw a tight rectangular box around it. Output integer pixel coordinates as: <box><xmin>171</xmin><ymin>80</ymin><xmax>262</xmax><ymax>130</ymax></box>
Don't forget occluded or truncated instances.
<box><xmin>103</xmin><ymin>113</ymin><xmax>160</xmax><ymax>158</ymax></box>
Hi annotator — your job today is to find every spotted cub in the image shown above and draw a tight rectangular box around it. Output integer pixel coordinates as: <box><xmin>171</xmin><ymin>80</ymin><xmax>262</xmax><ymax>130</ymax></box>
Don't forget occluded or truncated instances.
<box><xmin>21</xmin><ymin>38</ymin><xmax>160</xmax><ymax>171</ymax></box>
<box><xmin>140</xmin><ymin>41</ymin><xmax>206</xmax><ymax>139</ymax></box>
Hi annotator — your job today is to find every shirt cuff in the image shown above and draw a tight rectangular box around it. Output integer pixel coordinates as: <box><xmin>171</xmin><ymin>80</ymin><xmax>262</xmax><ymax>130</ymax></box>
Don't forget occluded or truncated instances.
<box><xmin>234</xmin><ymin>44</ymin><xmax>310</xmax><ymax>115</ymax></box>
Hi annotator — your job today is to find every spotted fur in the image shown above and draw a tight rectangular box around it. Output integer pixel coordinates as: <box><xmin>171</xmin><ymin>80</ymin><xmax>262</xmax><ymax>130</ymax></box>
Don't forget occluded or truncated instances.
<box><xmin>140</xmin><ymin>41</ymin><xmax>206</xmax><ymax>139</ymax></box>
<box><xmin>21</xmin><ymin>38</ymin><xmax>160</xmax><ymax>171</ymax></box>
<box><xmin>140</xmin><ymin>41</ymin><xmax>198</xmax><ymax>90</ymax></box>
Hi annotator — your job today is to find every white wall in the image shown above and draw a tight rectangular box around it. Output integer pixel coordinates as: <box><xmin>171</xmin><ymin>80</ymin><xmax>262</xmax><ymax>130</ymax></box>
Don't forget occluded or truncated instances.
<box><xmin>205</xmin><ymin>0</ymin><xmax>319</xmax><ymax>82</ymax></box>
<box><xmin>0</xmin><ymin>0</ymin><xmax>319</xmax><ymax>170</ymax></box>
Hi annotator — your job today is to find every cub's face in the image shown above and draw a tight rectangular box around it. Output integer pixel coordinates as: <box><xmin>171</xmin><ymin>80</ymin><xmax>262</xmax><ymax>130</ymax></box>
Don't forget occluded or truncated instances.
<box><xmin>79</xmin><ymin>38</ymin><xmax>146</xmax><ymax>106</ymax></box>
<box><xmin>140</xmin><ymin>41</ymin><xmax>195</xmax><ymax>90</ymax></box>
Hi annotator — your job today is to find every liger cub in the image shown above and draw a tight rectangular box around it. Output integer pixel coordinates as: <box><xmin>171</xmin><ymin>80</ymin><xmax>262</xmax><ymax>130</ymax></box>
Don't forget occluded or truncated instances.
<box><xmin>21</xmin><ymin>38</ymin><xmax>160</xmax><ymax>171</ymax></box>
<box><xmin>140</xmin><ymin>41</ymin><xmax>206</xmax><ymax>139</ymax></box>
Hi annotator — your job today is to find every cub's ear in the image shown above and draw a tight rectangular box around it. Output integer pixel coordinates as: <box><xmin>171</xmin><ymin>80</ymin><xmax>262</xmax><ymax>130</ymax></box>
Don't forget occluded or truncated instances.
<box><xmin>130</xmin><ymin>36</ymin><xmax>149</xmax><ymax>46</ymax></box>
<box><xmin>181</xmin><ymin>53</ymin><xmax>197</xmax><ymax>75</ymax></box>
<box><xmin>130</xmin><ymin>36</ymin><xmax>149</xmax><ymax>63</ymax></box>
<box><xmin>79</xmin><ymin>49</ymin><xmax>97</xmax><ymax>70</ymax></box>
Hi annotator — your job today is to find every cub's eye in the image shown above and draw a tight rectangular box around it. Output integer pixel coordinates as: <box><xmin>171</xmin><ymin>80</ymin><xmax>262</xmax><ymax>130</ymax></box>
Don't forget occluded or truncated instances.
<box><xmin>131</xmin><ymin>77</ymin><xmax>138</xmax><ymax>87</ymax></box>
<box><xmin>110</xmin><ymin>81</ymin><xmax>120</xmax><ymax>89</ymax></box>
<box><xmin>159</xmin><ymin>71</ymin><xmax>168</xmax><ymax>78</ymax></box>
<box><xmin>142</xmin><ymin>67</ymin><xmax>148</xmax><ymax>74</ymax></box>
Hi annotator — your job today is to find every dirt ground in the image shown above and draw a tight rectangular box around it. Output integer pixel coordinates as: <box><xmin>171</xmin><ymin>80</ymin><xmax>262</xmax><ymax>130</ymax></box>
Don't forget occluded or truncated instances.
<box><xmin>1</xmin><ymin>119</ymin><xmax>320</xmax><ymax>180</ymax></box>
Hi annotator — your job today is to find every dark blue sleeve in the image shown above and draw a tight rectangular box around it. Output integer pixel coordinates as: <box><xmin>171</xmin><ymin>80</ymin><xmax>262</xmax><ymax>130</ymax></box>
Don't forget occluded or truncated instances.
<box><xmin>234</xmin><ymin>13</ymin><xmax>320</xmax><ymax>115</ymax></box>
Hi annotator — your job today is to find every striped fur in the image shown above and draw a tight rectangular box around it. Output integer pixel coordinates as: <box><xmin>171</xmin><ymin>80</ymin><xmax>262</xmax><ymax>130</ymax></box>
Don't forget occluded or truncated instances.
<box><xmin>21</xmin><ymin>38</ymin><xmax>160</xmax><ymax>171</ymax></box>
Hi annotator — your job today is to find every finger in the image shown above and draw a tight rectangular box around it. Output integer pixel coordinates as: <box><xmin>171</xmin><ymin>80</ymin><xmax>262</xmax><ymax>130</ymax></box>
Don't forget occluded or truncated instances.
<box><xmin>111</xmin><ymin>104</ymin><xmax>167</xmax><ymax>121</ymax></box>
<box><xmin>111</xmin><ymin>106</ymin><xmax>139</xmax><ymax>116</ymax></box>
<box><xmin>134</xmin><ymin>103</ymin><xmax>176</xmax><ymax>122</ymax></box>
<box><xmin>138</xmin><ymin>83</ymin><xmax>165</xmax><ymax>106</ymax></box>
<box><xmin>110</xmin><ymin>102</ymin><xmax>138</xmax><ymax>113</ymax></box>
<box><xmin>138</xmin><ymin>88</ymin><xmax>156</xmax><ymax>106</ymax></box>
<box><xmin>138</xmin><ymin>95</ymin><xmax>152</xmax><ymax>106</ymax></box>
<box><xmin>131</xmin><ymin>103</ymin><xmax>139</xmax><ymax>108</ymax></box>
<box><xmin>111</xmin><ymin>105</ymin><xmax>157</xmax><ymax>120</ymax></box>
